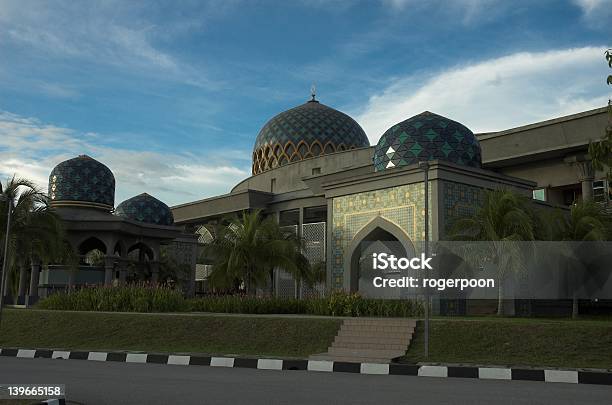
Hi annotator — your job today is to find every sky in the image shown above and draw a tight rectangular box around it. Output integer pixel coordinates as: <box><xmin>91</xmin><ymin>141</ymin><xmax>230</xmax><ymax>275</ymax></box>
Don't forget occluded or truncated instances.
<box><xmin>0</xmin><ymin>0</ymin><xmax>611</xmax><ymax>206</ymax></box>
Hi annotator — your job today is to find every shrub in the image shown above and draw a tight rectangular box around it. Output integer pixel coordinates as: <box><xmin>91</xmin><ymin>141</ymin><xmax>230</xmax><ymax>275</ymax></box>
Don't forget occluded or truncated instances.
<box><xmin>38</xmin><ymin>287</ymin><xmax>423</xmax><ymax>317</ymax></box>
<box><xmin>188</xmin><ymin>292</ymin><xmax>423</xmax><ymax>318</ymax></box>
<box><xmin>37</xmin><ymin>284</ymin><xmax>187</xmax><ymax>313</ymax></box>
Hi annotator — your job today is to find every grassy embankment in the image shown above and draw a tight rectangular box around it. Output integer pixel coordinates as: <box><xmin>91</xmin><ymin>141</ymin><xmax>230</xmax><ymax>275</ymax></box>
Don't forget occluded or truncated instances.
<box><xmin>1</xmin><ymin>310</ymin><xmax>611</xmax><ymax>369</ymax></box>
<box><xmin>401</xmin><ymin>318</ymin><xmax>612</xmax><ymax>369</ymax></box>
<box><xmin>0</xmin><ymin>309</ymin><xmax>340</xmax><ymax>358</ymax></box>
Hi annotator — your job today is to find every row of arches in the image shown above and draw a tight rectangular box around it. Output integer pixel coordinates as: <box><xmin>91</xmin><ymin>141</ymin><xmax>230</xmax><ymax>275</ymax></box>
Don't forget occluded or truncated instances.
<box><xmin>78</xmin><ymin>236</ymin><xmax>155</xmax><ymax>261</ymax></box>
<box><xmin>73</xmin><ymin>236</ymin><xmax>162</xmax><ymax>286</ymax></box>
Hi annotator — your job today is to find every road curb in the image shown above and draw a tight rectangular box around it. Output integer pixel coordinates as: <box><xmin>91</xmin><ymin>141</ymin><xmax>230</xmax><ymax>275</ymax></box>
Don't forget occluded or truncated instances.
<box><xmin>2</xmin><ymin>347</ymin><xmax>610</xmax><ymax>385</ymax></box>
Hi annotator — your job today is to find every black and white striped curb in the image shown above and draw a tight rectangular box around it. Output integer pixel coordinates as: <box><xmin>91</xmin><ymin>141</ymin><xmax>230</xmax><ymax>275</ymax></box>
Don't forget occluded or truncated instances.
<box><xmin>2</xmin><ymin>348</ymin><xmax>611</xmax><ymax>385</ymax></box>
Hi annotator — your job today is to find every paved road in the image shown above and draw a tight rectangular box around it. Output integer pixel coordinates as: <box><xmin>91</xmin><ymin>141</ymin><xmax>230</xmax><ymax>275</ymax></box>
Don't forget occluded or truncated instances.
<box><xmin>0</xmin><ymin>358</ymin><xmax>609</xmax><ymax>405</ymax></box>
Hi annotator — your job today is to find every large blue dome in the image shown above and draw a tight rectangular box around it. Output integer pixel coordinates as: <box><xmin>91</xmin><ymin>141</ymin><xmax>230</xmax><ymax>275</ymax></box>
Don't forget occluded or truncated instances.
<box><xmin>115</xmin><ymin>193</ymin><xmax>174</xmax><ymax>226</ymax></box>
<box><xmin>253</xmin><ymin>97</ymin><xmax>370</xmax><ymax>174</ymax></box>
<box><xmin>373</xmin><ymin>111</ymin><xmax>481</xmax><ymax>171</ymax></box>
<box><xmin>49</xmin><ymin>155</ymin><xmax>115</xmax><ymax>210</ymax></box>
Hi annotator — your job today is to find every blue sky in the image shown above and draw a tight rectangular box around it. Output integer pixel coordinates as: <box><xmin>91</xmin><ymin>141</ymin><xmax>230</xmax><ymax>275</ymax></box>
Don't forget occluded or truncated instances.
<box><xmin>0</xmin><ymin>0</ymin><xmax>610</xmax><ymax>206</ymax></box>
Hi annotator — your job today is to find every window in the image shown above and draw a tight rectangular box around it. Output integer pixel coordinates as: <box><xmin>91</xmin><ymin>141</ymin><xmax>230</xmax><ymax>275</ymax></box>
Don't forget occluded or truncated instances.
<box><xmin>593</xmin><ymin>180</ymin><xmax>607</xmax><ymax>203</ymax></box>
<box><xmin>304</xmin><ymin>205</ymin><xmax>327</xmax><ymax>223</ymax></box>
<box><xmin>532</xmin><ymin>188</ymin><xmax>546</xmax><ymax>201</ymax></box>
<box><xmin>279</xmin><ymin>209</ymin><xmax>299</xmax><ymax>227</ymax></box>
<box><xmin>270</xmin><ymin>178</ymin><xmax>276</xmax><ymax>193</ymax></box>
<box><xmin>312</xmin><ymin>167</ymin><xmax>321</xmax><ymax>175</ymax></box>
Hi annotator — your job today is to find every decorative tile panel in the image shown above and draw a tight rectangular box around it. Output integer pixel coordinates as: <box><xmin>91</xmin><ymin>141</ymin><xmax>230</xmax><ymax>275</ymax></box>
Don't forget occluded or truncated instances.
<box><xmin>441</xmin><ymin>181</ymin><xmax>485</xmax><ymax>237</ymax></box>
<box><xmin>330</xmin><ymin>183</ymin><xmax>431</xmax><ymax>290</ymax></box>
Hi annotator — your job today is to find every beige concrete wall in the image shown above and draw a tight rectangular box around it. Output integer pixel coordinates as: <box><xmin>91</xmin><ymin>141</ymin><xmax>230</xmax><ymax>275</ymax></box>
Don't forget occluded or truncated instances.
<box><xmin>499</xmin><ymin>158</ymin><xmax>579</xmax><ymax>188</ymax></box>
<box><xmin>477</xmin><ymin>107</ymin><xmax>609</xmax><ymax>203</ymax></box>
<box><xmin>232</xmin><ymin>147</ymin><xmax>374</xmax><ymax>194</ymax></box>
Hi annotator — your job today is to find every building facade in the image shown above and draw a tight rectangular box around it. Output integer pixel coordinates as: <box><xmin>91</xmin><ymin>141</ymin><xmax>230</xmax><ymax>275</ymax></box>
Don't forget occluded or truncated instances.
<box><xmin>171</xmin><ymin>96</ymin><xmax>609</xmax><ymax>298</ymax></box>
<box><xmin>4</xmin><ymin>155</ymin><xmax>198</xmax><ymax>305</ymax></box>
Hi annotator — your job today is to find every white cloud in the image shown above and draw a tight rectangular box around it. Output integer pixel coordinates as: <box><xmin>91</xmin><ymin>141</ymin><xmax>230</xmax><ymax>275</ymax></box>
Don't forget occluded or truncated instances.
<box><xmin>574</xmin><ymin>0</ymin><xmax>609</xmax><ymax>14</ymax></box>
<box><xmin>573</xmin><ymin>0</ymin><xmax>612</xmax><ymax>27</ymax></box>
<box><xmin>38</xmin><ymin>83</ymin><xmax>81</xmax><ymax>100</ymax></box>
<box><xmin>381</xmin><ymin>0</ymin><xmax>502</xmax><ymax>23</ymax></box>
<box><xmin>356</xmin><ymin>46</ymin><xmax>610</xmax><ymax>143</ymax></box>
<box><xmin>0</xmin><ymin>1</ymin><xmax>215</xmax><ymax>88</ymax></box>
<box><xmin>0</xmin><ymin>111</ymin><xmax>250</xmax><ymax>206</ymax></box>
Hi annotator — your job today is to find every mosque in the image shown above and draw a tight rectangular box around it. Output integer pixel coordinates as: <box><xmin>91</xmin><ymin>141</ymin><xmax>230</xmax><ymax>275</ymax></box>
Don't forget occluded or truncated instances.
<box><xmin>170</xmin><ymin>93</ymin><xmax>609</xmax><ymax>300</ymax></box>
<box><xmin>5</xmin><ymin>90</ymin><xmax>608</xmax><ymax>308</ymax></box>
<box><xmin>8</xmin><ymin>155</ymin><xmax>198</xmax><ymax>305</ymax></box>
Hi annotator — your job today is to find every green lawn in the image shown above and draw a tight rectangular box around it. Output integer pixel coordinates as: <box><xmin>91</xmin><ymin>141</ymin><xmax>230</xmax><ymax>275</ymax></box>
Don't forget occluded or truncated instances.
<box><xmin>0</xmin><ymin>309</ymin><xmax>341</xmax><ymax>358</ymax></box>
<box><xmin>402</xmin><ymin>318</ymin><xmax>612</xmax><ymax>369</ymax></box>
<box><xmin>2</xmin><ymin>310</ymin><xmax>611</xmax><ymax>369</ymax></box>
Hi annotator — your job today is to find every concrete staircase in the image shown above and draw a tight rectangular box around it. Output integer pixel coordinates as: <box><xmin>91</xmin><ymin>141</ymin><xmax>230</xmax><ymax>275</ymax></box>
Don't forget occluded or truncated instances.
<box><xmin>310</xmin><ymin>318</ymin><xmax>416</xmax><ymax>364</ymax></box>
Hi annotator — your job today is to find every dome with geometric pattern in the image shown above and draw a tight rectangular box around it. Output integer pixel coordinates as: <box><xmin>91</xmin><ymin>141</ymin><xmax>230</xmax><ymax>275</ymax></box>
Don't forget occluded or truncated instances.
<box><xmin>115</xmin><ymin>193</ymin><xmax>174</xmax><ymax>226</ymax></box>
<box><xmin>48</xmin><ymin>155</ymin><xmax>115</xmax><ymax>210</ymax></box>
<box><xmin>373</xmin><ymin>111</ymin><xmax>481</xmax><ymax>171</ymax></box>
<box><xmin>252</xmin><ymin>96</ymin><xmax>370</xmax><ymax>174</ymax></box>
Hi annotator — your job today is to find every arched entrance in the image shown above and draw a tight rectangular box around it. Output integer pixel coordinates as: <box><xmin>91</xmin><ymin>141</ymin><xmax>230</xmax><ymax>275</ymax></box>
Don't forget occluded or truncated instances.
<box><xmin>344</xmin><ymin>216</ymin><xmax>415</xmax><ymax>298</ymax></box>
<box><xmin>78</xmin><ymin>237</ymin><xmax>107</xmax><ymax>257</ymax></box>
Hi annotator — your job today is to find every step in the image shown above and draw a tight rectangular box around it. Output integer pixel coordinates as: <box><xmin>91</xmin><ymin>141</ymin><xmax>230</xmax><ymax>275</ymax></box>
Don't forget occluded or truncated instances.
<box><xmin>343</xmin><ymin>318</ymin><xmax>416</xmax><ymax>326</ymax></box>
<box><xmin>327</xmin><ymin>347</ymin><xmax>405</xmax><ymax>358</ymax></box>
<box><xmin>334</xmin><ymin>334</ymin><xmax>412</xmax><ymax>343</ymax></box>
<box><xmin>343</xmin><ymin>317</ymin><xmax>416</xmax><ymax>322</ymax></box>
<box><xmin>333</xmin><ymin>335</ymin><xmax>412</xmax><ymax>345</ymax></box>
<box><xmin>311</xmin><ymin>318</ymin><xmax>416</xmax><ymax>365</ymax></box>
<box><xmin>341</xmin><ymin>321</ymin><xmax>415</xmax><ymax>327</ymax></box>
<box><xmin>337</xmin><ymin>330</ymin><xmax>412</xmax><ymax>339</ymax></box>
<box><xmin>331</xmin><ymin>341</ymin><xmax>408</xmax><ymax>351</ymax></box>
<box><xmin>340</xmin><ymin>325</ymin><xmax>415</xmax><ymax>333</ymax></box>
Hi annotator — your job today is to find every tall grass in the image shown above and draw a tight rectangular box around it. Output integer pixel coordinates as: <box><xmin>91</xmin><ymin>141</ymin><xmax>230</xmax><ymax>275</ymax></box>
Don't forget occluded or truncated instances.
<box><xmin>37</xmin><ymin>284</ymin><xmax>187</xmax><ymax>313</ymax></box>
<box><xmin>188</xmin><ymin>292</ymin><xmax>422</xmax><ymax>317</ymax></box>
<box><xmin>37</xmin><ymin>286</ymin><xmax>423</xmax><ymax>317</ymax></box>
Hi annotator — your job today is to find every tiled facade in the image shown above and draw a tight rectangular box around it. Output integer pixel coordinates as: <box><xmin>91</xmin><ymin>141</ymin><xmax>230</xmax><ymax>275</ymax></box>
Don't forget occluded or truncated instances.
<box><xmin>330</xmin><ymin>182</ymin><xmax>430</xmax><ymax>290</ymax></box>
<box><xmin>441</xmin><ymin>181</ymin><xmax>484</xmax><ymax>238</ymax></box>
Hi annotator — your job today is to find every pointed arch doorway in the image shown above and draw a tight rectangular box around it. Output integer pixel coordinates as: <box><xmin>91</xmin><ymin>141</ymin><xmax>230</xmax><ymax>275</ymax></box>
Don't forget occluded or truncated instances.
<box><xmin>343</xmin><ymin>216</ymin><xmax>415</xmax><ymax>298</ymax></box>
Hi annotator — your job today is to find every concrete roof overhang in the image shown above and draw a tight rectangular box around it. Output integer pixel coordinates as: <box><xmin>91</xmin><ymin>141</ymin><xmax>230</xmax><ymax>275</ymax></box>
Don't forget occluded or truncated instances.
<box><xmin>56</xmin><ymin>207</ymin><xmax>184</xmax><ymax>241</ymax></box>
<box><xmin>476</xmin><ymin>106</ymin><xmax>608</xmax><ymax>168</ymax></box>
<box><xmin>171</xmin><ymin>189</ymin><xmax>274</xmax><ymax>225</ymax></box>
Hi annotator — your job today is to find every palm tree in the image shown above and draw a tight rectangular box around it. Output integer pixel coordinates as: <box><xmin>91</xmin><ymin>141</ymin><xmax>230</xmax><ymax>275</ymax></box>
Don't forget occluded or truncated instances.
<box><xmin>450</xmin><ymin>188</ymin><xmax>535</xmax><ymax>315</ymax></box>
<box><xmin>549</xmin><ymin>200</ymin><xmax>610</xmax><ymax>318</ymax></box>
<box><xmin>158</xmin><ymin>246</ymin><xmax>191</xmax><ymax>288</ymax></box>
<box><xmin>0</xmin><ymin>176</ymin><xmax>73</xmax><ymax>301</ymax></box>
<box><xmin>203</xmin><ymin>210</ymin><xmax>313</xmax><ymax>295</ymax></box>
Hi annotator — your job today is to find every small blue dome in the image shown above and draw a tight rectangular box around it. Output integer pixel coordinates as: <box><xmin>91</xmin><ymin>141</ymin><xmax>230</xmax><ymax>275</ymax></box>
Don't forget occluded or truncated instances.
<box><xmin>374</xmin><ymin>111</ymin><xmax>481</xmax><ymax>171</ymax></box>
<box><xmin>115</xmin><ymin>193</ymin><xmax>174</xmax><ymax>226</ymax></box>
<box><xmin>49</xmin><ymin>155</ymin><xmax>115</xmax><ymax>210</ymax></box>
